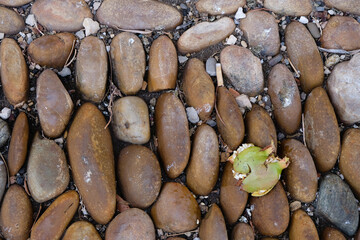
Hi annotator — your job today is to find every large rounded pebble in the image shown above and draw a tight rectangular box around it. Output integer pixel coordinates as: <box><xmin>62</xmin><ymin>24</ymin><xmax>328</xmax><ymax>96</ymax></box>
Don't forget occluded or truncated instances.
<box><xmin>112</xmin><ymin>96</ymin><xmax>150</xmax><ymax>144</ymax></box>
<box><xmin>155</xmin><ymin>93</ymin><xmax>190</xmax><ymax>178</ymax></box>
<box><xmin>106</xmin><ymin>208</ymin><xmax>155</xmax><ymax>240</ymax></box>
<box><xmin>177</xmin><ymin>17</ymin><xmax>235</xmax><ymax>54</ymax></box>
<box><xmin>0</xmin><ymin>7</ymin><xmax>25</xmax><ymax>34</ymax></box>
<box><xmin>340</xmin><ymin>128</ymin><xmax>360</xmax><ymax>197</ymax></box>
<box><xmin>304</xmin><ymin>87</ymin><xmax>340</xmax><ymax>172</ymax></box>
<box><xmin>151</xmin><ymin>182</ymin><xmax>201</xmax><ymax>233</ymax></box>
<box><xmin>0</xmin><ymin>0</ymin><xmax>31</xmax><ymax>6</ymax></box>
<box><xmin>0</xmin><ymin>38</ymin><xmax>28</xmax><ymax>105</ymax></box>
<box><xmin>148</xmin><ymin>35</ymin><xmax>177</xmax><ymax>92</ymax></box>
<box><xmin>8</xmin><ymin>112</ymin><xmax>29</xmax><ymax>176</ymax></box>
<box><xmin>289</xmin><ymin>209</ymin><xmax>319</xmax><ymax>240</ymax></box>
<box><xmin>67</xmin><ymin>103</ymin><xmax>116</xmax><ymax>224</ymax></box>
<box><xmin>27</xmin><ymin>133</ymin><xmax>69</xmax><ymax>203</ymax></box>
<box><xmin>117</xmin><ymin>145</ymin><xmax>161</xmax><ymax>209</ymax></box>
<box><xmin>196</xmin><ymin>0</ymin><xmax>246</xmax><ymax>15</ymax></box>
<box><xmin>231</xmin><ymin>223</ymin><xmax>254</xmax><ymax>240</ymax></box>
<box><xmin>285</xmin><ymin>21</ymin><xmax>324</xmax><ymax>93</ymax></box>
<box><xmin>239</xmin><ymin>10</ymin><xmax>280</xmax><ymax>56</ymax></box>
<box><xmin>325</xmin><ymin>0</ymin><xmax>360</xmax><ymax>15</ymax></box>
<box><xmin>322</xmin><ymin>227</ymin><xmax>346</xmax><ymax>240</ymax></box>
<box><xmin>216</xmin><ymin>86</ymin><xmax>245</xmax><ymax>150</ymax></box>
<box><xmin>0</xmin><ymin>185</ymin><xmax>32</xmax><ymax>240</ymax></box>
<box><xmin>186</xmin><ymin>124</ymin><xmax>219</xmax><ymax>196</ymax></box>
<box><xmin>28</xmin><ymin>33</ymin><xmax>76</xmax><ymax>69</ymax></box>
<box><xmin>182</xmin><ymin>58</ymin><xmax>215</xmax><ymax>120</ymax></box>
<box><xmin>0</xmin><ymin>119</ymin><xmax>9</xmax><ymax>148</ymax></box>
<box><xmin>36</xmin><ymin>69</ymin><xmax>73</xmax><ymax>138</ymax></box>
<box><xmin>321</xmin><ymin>16</ymin><xmax>360</xmax><ymax>51</ymax></box>
<box><xmin>220</xmin><ymin>46</ymin><xmax>264</xmax><ymax>96</ymax></box>
<box><xmin>0</xmin><ymin>159</ymin><xmax>6</xmax><ymax>201</ymax></box>
<box><xmin>251</xmin><ymin>182</ymin><xmax>290</xmax><ymax>236</ymax></box>
<box><xmin>31</xmin><ymin>190</ymin><xmax>79</xmax><ymax>240</ymax></box>
<box><xmin>63</xmin><ymin>221</ymin><xmax>101</xmax><ymax>240</ymax></box>
<box><xmin>220</xmin><ymin>162</ymin><xmax>248</xmax><ymax>224</ymax></box>
<box><xmin>280</xmin><ymin>139</ymin><xmax>318</xmax><ymax>203</ymax></box>
<box><xmin>31</xmin><ymin>0</ymin><xmax>92</xmax><ymax>32</ymax></box>
<box><xmin>268</xmin><ymin>64</ymin><xmax>301</xmax><ymax>134</ymax></box>
<box><xmin>96</xmin><ymin>0</ymin><xmax>182</xmax><ymax>30</ymax></box>
<box><xmin>199</xmin><ymin>204</ymin><xmax>228</xmax><ymax>240</ymax></box>
<box><xmin>76</xmin><ymin>36</ymin><xmax>107</xmax><ymax>102</ymax></box>
<box><xmin>327</xmin><ymin>53</ymin><xmax>360</xmax><ymax>125</ymax></box>
<box><xmin>264</xmin><ymin>0</ymin><xmax>312</xmax><ymax>16</ymax></box>
<box><xmin>110</xmin><ymin>32</ymin><xmax>145</xmax><ymax>95</ymax></box>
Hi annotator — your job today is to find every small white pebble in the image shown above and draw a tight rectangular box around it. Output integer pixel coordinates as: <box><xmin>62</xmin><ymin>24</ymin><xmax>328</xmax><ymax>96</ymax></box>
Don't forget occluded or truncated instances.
<box><xmin>324</xmin><ymin>67</ymin><xmax>331</xmax><ymax>75</ymax></box>
<box><xmin>280</xmin><ymin>45</ymin><xmax>287</xmax><ymax>51</ymax></box>
<box><xmin>299</xmin><ymin>16</ymin><xmax>309</xmax><ymax>24</ymax></box>
<box><xmin>328</xmin><ymin>9</ymin><xmax>336</xmax><ymax>15</ymax></box>
<box><xmin>235</xmin><ymin>7</ymin><xmax>246</xmax><ymax>19</ymax></box>
<box><xmin>93</xmin><ymin>1</ymin><xmax>101</xmax><ymax>10</ymax></box>
<box><xmin>178</xmin><ymin>55</ymin><xmax>188</xmax><ymax>64</ymax></box>
<box><xmin>106</xmin><ymin>46</ymin><xmax>110</xmax><ymax>52</ymax></box>
<box><xmin>225</xmin><ymin>35</ymin><xmax>237</xmax><ymax>45</ymax></box>
<box><xmin>75</xmin><ymin>30</ymin><xmax>85</xmax><ymax>39</ymax></box>
<box><xmin>58</xmin><ymin>67</ymin><xmax>71</xmax><ymax>77</ymax></box>
<box><xmin>0</xmin><ymin>108</ymin><xmax>11</xmax><ymax>120</ymax></box>
<box><xmin>25</xmin><ymin>14</ymin><xmax>36</xmax><ymax>26</ymax></box>
<box><xmin>83</xmin><ymin>18</ymin><xmax>100</xmax><ymax>36</ymax></box>
<box><xmin>186</xmin><ymin>107</ymin><xmax>199</xmax><ymax>124</ymax></box>
<box><xmin>249</xmin><ymin>97</ymin><xmax>257</xmax><ymax>103</ymax></box>
<box><xmin>0</xmin><ymin>33</ymin><xmax>4</xmax><ymax>40</ymax></box>
<box><xmin>240</xmin><ymin>40</ymin><xmax>247</xmax><ymax>48</ymax></box>
<box><xmin>26</xmin><ymin>33</ymin><xmax>33</xmax><ymax>44</ymax></box>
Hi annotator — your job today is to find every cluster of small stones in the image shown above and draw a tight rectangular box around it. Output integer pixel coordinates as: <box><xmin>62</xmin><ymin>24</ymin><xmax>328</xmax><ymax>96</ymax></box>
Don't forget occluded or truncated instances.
<box><xmin>0</xmin><ymin>0</ymin><xmax>360</xmax><ymax>239</ymax></box>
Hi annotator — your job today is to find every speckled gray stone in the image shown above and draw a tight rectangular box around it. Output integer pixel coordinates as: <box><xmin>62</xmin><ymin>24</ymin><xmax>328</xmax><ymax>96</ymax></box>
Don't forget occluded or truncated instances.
<box><xmin>0</xmin><ymin>119</ymin><xmax>10</xmax><ymax>148</ymax></box>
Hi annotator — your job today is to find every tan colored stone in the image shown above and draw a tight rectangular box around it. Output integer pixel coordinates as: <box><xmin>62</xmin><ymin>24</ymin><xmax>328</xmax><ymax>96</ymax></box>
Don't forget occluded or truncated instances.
<box><xmin>110</xmin><ymin>32</ymin><xmax>145</xmax><ymax>95</ymax></box>
<box><xmin>268</xmin><ymin>64</ymin><xmax>301</xmax><ymax>134</ymax></box>
<box><xmin>31</xmin><ymin>0</ymin><xmax>92</xmax><ymax>32</ymax></box>
<box><xmin>264</xmin><ymin>0</ymin><xmax>312</xmax><ymax>16</ymax></box>
<box><xmin>196</xmin><ymin>0</ymin><xmax>246</xmax><ymax>15</ymax></box>
<box><xmin>0</xmin><ymin>0</ymin><xmax>31</xmax><ymax>6</ymax></box>
<box><xmin>0</xmin><ymin>7</ymin><xmax>25</xmax><ymax>34</ymax></box>
<box><xmin>155</xmin><ymin>92</ymin><xmax>190</xmax><ymax>178</ymax></box>
<box><xmin>63</xmin><ymin>221</ymin><xmax>101</xmax><ymax>240</ymax></box>
<box><xmin>186</xmin><ymin>124</ymin><xmax>219</xmax><ymax>196</ymax></box>
<box><xmin>148</xmin><ymin>35</ymin><xmax>177</xmax><ymax>92</ymax></box>
<box><xmin>36</xmin><ymin>69</ymin><xmax>73</xmax><ymax>138</ymax></box>
<box><xmin>0</xmin><ymin>38</ymin><xmax>28</xmax><ymax>105</ymax></box>
<box><xmin>325</xmin><ymin>0</ymin><xmax>360</xmax><ymax>15</ymax></box>
<box><xmin>199</xmin><ymin>204</ymin><xmax>228</xmax><ymax>240</ymax></box>
<box><xmin>151</xmin><ymin>182</ymin><xmax>201</xmax><ymax>233</ymax></box>
<box><xmin>289</xmin><ymin>209</ymin><xmax>319</xmax><ymax>240</ymax></box>
<box><xmin>31</xmin><ymin>191</ymin><xmax>79</xmax><ymax>240</ymax></box>
<box><xmin>67</xmin><ymin>103</ymin><xmax>116</xmax><ymax>224</ymax></box>
<box><xmin>285</xmin><ymin>21</ymin><xmax>324</xmax><ymax>93</ymax></box>
<box><xmin>177</xmin><ymin>17</ymin><xmax>235</xmax><ymax>54</ymax></box>
<box><xmin>304</xmin><ymin>87</ymin><xmax>340</xmax><ymax>172</ymax></box>
<box><xmin>231</xmin><ymin>223</ymin><xmax>254</xmax><ymax>240</ymax></box>
<box><xmin>322</xmin><ymin>227</ymin><xmax>346</xmax><ymax>240</ymax></box>
<box><xmin>182</xmin><ymin>58</ymin><xmax>215</xmax><ymax>120</ymax></box>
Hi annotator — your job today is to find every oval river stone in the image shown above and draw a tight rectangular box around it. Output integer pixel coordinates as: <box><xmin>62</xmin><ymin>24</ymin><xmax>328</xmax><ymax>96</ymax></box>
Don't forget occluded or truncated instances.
<box><xmin>0</xmin><ymin>6</ymin><xmax>25</xmax><ymax>35</ymax></box>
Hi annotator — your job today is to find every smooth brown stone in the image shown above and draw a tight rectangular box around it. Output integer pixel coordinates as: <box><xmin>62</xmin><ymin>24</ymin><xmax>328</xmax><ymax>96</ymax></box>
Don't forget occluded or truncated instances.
<box><xmin>199</xmin><ymin>204</ymin><xmax>228</xmax><ymax>240</ymax></box>
<box><xmin>325</xmin><ymin>0</ymin><xmax>360</xmax><ymax>15</ymax></box>
<box><xmin>355</xmin><ymin>228</ymin><xmax>360</xmax><ymax>240</ymax></box>
<box><xmin>339</xmin><ymin>128</ymin><xmax>360</xmax><ymax>198</ymax></box>
<box><xmin>36</xmin><ymin>69</ymin><xmax>73</xmax><ymax>138</ymax></box>
<box><xmin>231</xmin><ymin>223</ymin><xmax>254</xmax><ymax>240</ymax></box>
<box><xmin>264</xmin><ymin>0</ymin><xmax>312</xmax><ymax>16</ymax></box>
<box><xmin>0</xmin><ymin>7</ymin><xmax>25</xmax><ymax>34</ymax></box>
<box><xmin>239</xmin><ymin>10</ymin><xmax>280</xmax><ymax>56</ymax></box>
<box><xmin>280</xmin><ymin>139</ymin><xmax>318</xmax><ymax>203</ymax></box>
<box><xmin>182</xmin><ymin>58</ymin><xmax>215</xmax><ymax>120</ymax></box>
<box><xmin>321</xmin><ymin>16</ymin><xmax>360</xmax><ymax>51</ymax></box>
<box><xmin>285</xmin><ymin>22</ymin><xmax>324</xmax><ymax>93</ymax></box>
<box><xmin>117</xmin><ymin>145</ymin><xmax>161</xmax><ymax>209</ymax></box>
<box><xmin>0</xmin><ymin>38</ymin><xmax>28</xmax><ymax>105</ymax></box>
<box><xmin>251</xmin><ymin>182</ymin><xmax>290</xmax><ymax>236</ymax></box>
<box><xmin>155</xmin><ymin>93</ymin><xmax>190</xmax><ymax>178</ymax></box>
<box><xmin>96</xmin><ymin>0</ymin><xmax>182</xmax><ymax>30</ymax></box>
<box><xmin>31</xmin><ymin>190</ymin><xmax>79</xmax><ymax>240</ymax></box>
<box><xmin>0</xmin><ymin>185</ymin><xmax>33</xmax><ymax>240</ymax></box>
<box><xmin>289</xmin><ymin>209</ymin><xmax>319</xmax><ymax>240</ymax></box>
<box><xmin>31</xmin><ymin>0</ymin><xmax>92</xmax><ymax>32</ymax></box>
<box><xmin>76</xmin><ymin>36</ymin><xmax>107</xmax><ymax>102</ymax></box>
<box><xmin>186</xmin><ymin>124</ymin><xmax>219</xmax><ymax>196</ymax></box>
<box><xmin>268</xmin><ymin>64</ymin><xmax>301</xmax><ymax>134</ymax></box>
<box><xmin>304</xmin><ymin>87</ymin><xmax>340</xmax><ymax>172</ymax></box>
<box><xmin>28</xmin><ymin>33</ymin><xmax>76</xmax><ymax>69</ymax></box>
<box><xmin>177</xmin><ymin>17</ymin><xmax>235</xmax><ymax>54</ymax></box>
<box><xmin>106</xmin><ymin>208</ymin><xmax>155</xmax><ymax>240</ymax></box>
<box><xmin>63</xmin><ymin>221</ymin><xmax>101</xmax><ymax>240</ymax></box>
<box><xmin>67</xmin><ymin>103</ymin><xmax>116</xmax><ymax>224</ymax></box>
<box><xmin>110</xmin><ymin>32</ymin><xmax>145</xmax><ymax>95</ymax></box>
<box><xmin>151</xmin><ymin>182</ymin><xmax>201</xmax><ymax>233</ymax></box>
<box><xmin>0</xmin><ymin>0</ymin><xmax>31</xmax><ymax>6</ymax></box>
<box><xmin>216</xmin><ymin>86</ymin><xmax>245</xmax><ymax>150</ymax></box>
<box><xmin>220</xmin><ymin>46</ymin><xmax>264</xmax><ymax>96</ymax></box>
<box><xmin>0</xmin><ymin>160</ymin><xmax>6</xmax><ymax>201</ymax></box>
<box><xmin>245</xmin><ymin>104</ymin><xmax>277</xmax><ymax>151</ymax></box>
<box><xmin>322</xmin><ymin>227</ymin><xmax>346</xmax><ymax>240</ymax></box>
<box><xmin>8</xmin><ymin>112</ymin><xmax>29</xmax><ymax>176</ymax></box>
<box><xmin>112</xmin><ymin>96</ymin><xmax>150</xmax><ymax>144</ymax></box>
<box><xmin>220</xmin><ymin>162</ymin><xmax>248</xmax><ymax>224</ymax></box>
<box><xmin>148</xmin><ymin>35</ymin><xmax>177</xmax><ymax>92</ymax></box>
<box><xmin>27</xmin><ymin>133</ymin><xmax>69</xmax><ymax>203</ymax></box>
<box><xmin>196</xmin><ymin>0</ymin><xmax>246</xmax><ymax>15</ymax></box>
